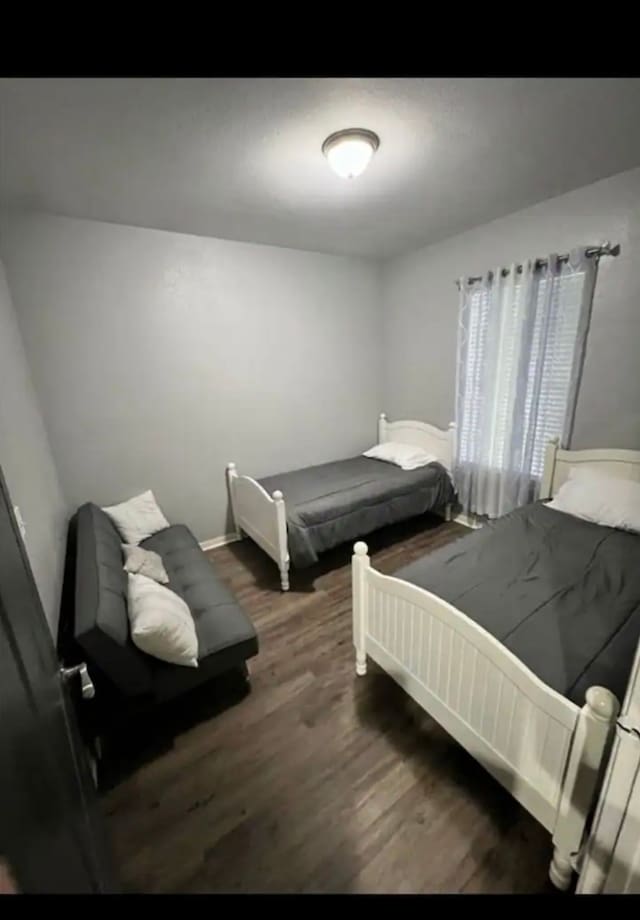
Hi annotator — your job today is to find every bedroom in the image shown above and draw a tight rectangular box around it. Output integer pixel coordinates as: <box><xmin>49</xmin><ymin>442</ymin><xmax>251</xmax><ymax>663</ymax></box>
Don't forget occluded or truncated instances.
<box><xmin>0</xmin><ymin>76</ymin><xmax>639</xmax><ymax>895</ymax></box>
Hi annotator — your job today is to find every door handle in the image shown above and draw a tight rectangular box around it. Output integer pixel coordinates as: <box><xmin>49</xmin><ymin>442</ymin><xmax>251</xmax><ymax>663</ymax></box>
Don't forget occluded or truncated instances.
<box><xmin>60</xmin><ymin>662</ymin><xmax>95</xmax><ymax>700</ymax></box>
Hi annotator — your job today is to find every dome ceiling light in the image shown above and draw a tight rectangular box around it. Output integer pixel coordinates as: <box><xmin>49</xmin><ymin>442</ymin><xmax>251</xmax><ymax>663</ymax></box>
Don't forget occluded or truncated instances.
<box><xmin>322</xmin><ymin>128</ymin><xmax>380</xmax><ymax>180</ymax></box>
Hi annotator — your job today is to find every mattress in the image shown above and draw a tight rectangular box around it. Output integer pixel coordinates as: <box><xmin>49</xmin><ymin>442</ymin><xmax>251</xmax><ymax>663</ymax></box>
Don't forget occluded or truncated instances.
<box><xmin>259</xmin><ymin>456</ymin><xmax>455</xmax><ymax>568</ymax></box>
<box><xmin>395</xmin><ymin>501</ymin><xmax>640</xmax><ymax>706</ymax></box>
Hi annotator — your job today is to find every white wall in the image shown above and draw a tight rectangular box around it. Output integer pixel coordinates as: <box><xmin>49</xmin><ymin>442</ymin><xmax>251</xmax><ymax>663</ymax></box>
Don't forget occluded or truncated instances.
<box><xmin>0</xmin><ymin>258</ymin><xmax>67</xmax><ymax>632</ymax></box>
<box><xmin>382</xmin><ymin>166</ymin><xmax>640</xmax><ymax>450</ymax></box>
<box><xmin>0</xmin><ymin>213</ymin><xmax>382</xmax><ymax>543</ymax></box>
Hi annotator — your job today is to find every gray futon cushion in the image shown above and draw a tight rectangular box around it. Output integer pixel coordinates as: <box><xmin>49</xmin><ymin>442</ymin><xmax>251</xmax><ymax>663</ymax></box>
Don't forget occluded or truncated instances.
<box><xmin>141</xmin><ymin>526</ymin><xmax>258</xmax><ymax>700</ymax></box>
<box><xmin>74</xmin><ymin>503</ymin><xmax>153</xmax><ymax>695</ymax></box>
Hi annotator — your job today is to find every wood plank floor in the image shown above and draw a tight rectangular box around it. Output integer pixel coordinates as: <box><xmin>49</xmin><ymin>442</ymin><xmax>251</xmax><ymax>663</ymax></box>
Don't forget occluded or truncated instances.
<box><xmin>103</xmin><ymin>515</ymin><xmax>556</xmax><ymax>894</ymax></box>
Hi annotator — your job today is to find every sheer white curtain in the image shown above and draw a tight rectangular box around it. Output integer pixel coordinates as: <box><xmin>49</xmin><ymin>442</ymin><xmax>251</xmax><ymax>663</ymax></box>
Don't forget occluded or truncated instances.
<box><xmin>454</xmin><ymin>248</ymin><xmax>597</xmax><ymax>518</ymax></box>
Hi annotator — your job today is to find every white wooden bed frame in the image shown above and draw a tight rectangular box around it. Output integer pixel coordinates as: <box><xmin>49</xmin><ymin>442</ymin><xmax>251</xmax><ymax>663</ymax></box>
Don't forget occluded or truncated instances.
<box><xmin>227</xmin><ymin>414</ymin><xmax>456</xmax><ymax>591</ymax></box>
<box><xmin>353</xmin><ymin>438</ymin><xmax>640</xmax><ymax>891</ymax></box>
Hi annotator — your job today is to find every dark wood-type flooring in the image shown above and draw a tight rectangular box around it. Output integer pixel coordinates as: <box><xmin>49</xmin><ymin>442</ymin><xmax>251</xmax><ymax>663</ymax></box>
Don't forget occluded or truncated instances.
<box><xmin>103</xmin><ymin>514</ymin><xmax>556</xmax><ymax>893</ymax></box>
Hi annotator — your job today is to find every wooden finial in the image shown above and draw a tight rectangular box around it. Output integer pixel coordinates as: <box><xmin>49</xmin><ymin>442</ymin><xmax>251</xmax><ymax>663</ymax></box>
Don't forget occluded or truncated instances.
<box><xmin>586</xmin><ymin>686</ymin><xmax>619</xmax><ymax>722</ymax></box>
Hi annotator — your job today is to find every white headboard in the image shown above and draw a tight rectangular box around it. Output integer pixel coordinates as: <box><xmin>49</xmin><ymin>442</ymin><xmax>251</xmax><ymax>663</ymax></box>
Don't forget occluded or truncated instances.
<box><xmin>378</xmin><ymin>414</ymin><xmax>456</xmax><ymax>472</ymax></box>
<box><xmin>540</xmin><ymin>438</ymin><xmax>640</xmax><ymax>499</ymax></box>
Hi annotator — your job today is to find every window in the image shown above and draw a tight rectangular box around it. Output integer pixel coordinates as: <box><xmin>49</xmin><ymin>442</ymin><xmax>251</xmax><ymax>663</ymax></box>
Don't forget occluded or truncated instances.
<box><xmin>455</xmin><ymin>251</ymin><xmax>597</xmax><ymax>518</ymax></box>
<box><xmin>522</xmin><ymin>272</ymin><xmax>588</xmax><ymax>478</ymax></box>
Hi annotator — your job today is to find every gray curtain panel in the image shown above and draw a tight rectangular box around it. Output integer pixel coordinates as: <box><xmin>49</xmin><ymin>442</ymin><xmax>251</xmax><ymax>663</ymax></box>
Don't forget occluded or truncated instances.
<box><xmin>454</xmin><ymin>248</ymin><xmax>597</xmax><ymax>518</ymax></box>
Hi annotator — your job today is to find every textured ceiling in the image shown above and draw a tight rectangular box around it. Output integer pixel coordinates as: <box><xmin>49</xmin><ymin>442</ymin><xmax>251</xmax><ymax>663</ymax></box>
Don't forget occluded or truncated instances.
<box><xmin>2</xmin><ymin>77</ymin><xmax>640</xmax><ymax>259</ymax></box>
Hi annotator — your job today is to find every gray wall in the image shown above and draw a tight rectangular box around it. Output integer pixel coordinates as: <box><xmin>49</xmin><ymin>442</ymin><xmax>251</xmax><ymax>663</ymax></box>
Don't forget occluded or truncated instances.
<box><xmin>382</xmin><ymin>166</ymin><xmax>640</xmax><ymax>450</ymax></box>
<box><xmin>0</xmin><ymin>213</ymin><xmax>382</xmax><ymax>543</ymax></box>
<box><xmin>2</xmin><ymin>165</ymin><xmax>637</xmax><ymax>589</ymax></box>
<box><xmin>0</xmin><ymin>258</ymin><xmax>67</xmax><ymax>632</ymax></box>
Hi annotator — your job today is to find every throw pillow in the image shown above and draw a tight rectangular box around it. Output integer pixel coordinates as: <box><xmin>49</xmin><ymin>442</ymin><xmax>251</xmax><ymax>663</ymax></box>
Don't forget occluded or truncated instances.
<box><xmin>122</xmin><ymin>544</ymin><xmax>169</xmax><ymax>584</ymax></box>
<box><xmin>102</xmin><ymin>489</ymin><xmax>170</xmax><ymax>545</ymax></box>
<box><xmin>127</xmin><ymin>573</ymin><xmax>198</xmax><ymax>668</ymax></box>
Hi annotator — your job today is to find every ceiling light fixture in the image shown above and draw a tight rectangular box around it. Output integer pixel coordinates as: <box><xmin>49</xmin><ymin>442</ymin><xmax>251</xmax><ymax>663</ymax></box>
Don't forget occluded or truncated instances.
<box><xmin>322</xmin><ymin>128</ymin><xmax>380</xmax><ymax>179</ymax></box>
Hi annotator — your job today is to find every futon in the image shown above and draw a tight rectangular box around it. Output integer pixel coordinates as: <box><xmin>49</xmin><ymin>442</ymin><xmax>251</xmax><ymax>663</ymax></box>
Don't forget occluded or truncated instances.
<box><xmin>61</xmin><ymin>503</ymin><xmax>259</xmax><ymax>736</ymax></box>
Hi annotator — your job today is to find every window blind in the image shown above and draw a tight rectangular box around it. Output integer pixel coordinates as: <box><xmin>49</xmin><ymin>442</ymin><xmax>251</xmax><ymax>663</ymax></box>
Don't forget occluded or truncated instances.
<box><xmin>455</xmin><ymin>253</ymin><xmax>596</xmax><ymax>518</ymax></box>
<box><xmin>459</xmin><ymin>269</ymin><xmax>587</xmax><ymax>477</ymax></box>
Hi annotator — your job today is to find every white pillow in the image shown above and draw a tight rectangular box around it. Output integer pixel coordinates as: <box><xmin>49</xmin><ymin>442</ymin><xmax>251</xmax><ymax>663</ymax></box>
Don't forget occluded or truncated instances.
<box><xmin>102</xmin><ymin>490</ymin><xmax>170</xmax><ymax>545</ymax></box>
<box><xmin>122</xmin><ymin>544</ymin><xmax>169</xmax><ymax>584</ymax></box>
<box><xmin>127</xmin><ymin>573</ymin><xmax>198</xmax><ymax>668</ymax></box>
<box><xmin>547</xmin><ymin>466</ymin><xmax>640</xmax><ymax>533</ymax></box>
<box><xmin>363</xmin><ymin>441</ymin><xmax>437</xmax><ymax>471</ymax></box>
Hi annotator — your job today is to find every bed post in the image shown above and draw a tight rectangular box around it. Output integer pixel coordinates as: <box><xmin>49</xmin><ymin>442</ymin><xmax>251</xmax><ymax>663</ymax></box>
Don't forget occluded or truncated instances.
<box><xmin>443</xmin><ymin>422</ymin><xmax>457</xmax><ymax>522</ymax></box>
<box><xmin>540</xmin><ymin>437</ymin><xmax>560</xmax><ymax>500</ymax></box>
<box><xmin>448</xmin><ymin>421</ymin><xmax>457</xmax><ymax>467</ymax></box>
<box><xmin>550</xmin><ymin>686</ymin><xmax>619</xmax><ymax>891</ymax></box>
<box><xmin>378</xmin><ymin>413</ymin><xmax>388</xmax><ymax>444</ymax></box>
<box><xmin>226</xmin><ymin>463</ymin><xmax>241</xmax><ymax>538</ymax></box>
<box><xmin>272</xmin><ymin>490</ymin><xmax>290</xmax><ymax>591</ymax></box>
<box><xmin>353</xmin><ymin>542</ymin><xmax>370</xmax><ymax>676</ymax></box>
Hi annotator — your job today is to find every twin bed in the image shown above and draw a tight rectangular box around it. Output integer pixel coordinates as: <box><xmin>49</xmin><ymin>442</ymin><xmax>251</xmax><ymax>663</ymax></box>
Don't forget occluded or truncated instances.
<box><xmin>352</xmin><ymin>438</ymin><xmax>640</xmax><ymax>891</ymax></box>
<box><xmin>227</xmin><ymin>414</ymin><xmax>456</xmax><ymax>590</ymax></box>
<box><xmin>226</xmin><ymin>415</ymin><xmax>640</xmax><ymax>891</ymax></box>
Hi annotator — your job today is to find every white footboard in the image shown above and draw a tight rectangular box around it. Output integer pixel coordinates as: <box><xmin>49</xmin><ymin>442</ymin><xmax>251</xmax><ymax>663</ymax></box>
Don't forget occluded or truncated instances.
<box><xmin>226</xmin><ymin>464</ymin><xmax>290</xmax><ymax>590</ymax></box>
<box><xmin>352</xmin><ymin>542</ymin><xmax>618</xmax><ymax>889</ymax></box>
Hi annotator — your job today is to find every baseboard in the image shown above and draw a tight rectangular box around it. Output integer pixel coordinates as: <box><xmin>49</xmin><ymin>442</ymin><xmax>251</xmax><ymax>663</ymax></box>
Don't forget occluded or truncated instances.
<box><xmin>453</xmin><ymin>511</ymin><xmax>482</xmax><ymax>530</ymax></box>
<box><xmin>200</xmin><ymin>532</ymin><xmax>242</xmax><ymax>551</ymax></box>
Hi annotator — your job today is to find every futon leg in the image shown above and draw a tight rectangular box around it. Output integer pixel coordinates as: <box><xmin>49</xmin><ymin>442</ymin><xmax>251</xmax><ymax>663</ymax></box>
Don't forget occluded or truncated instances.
<box><xmin>279</xmin><ymin>562</ymin><xmax>290</xmax><ymax>592</ymax></box>
<box><xmin>549</xmin><ymin>847</ymin><xmax>573</xmax><ymax>891</ymax></box>
<box><xmin>355</xmin><ymin>650</ymin><xmax>367</xmax><ymax>677</ymax></box>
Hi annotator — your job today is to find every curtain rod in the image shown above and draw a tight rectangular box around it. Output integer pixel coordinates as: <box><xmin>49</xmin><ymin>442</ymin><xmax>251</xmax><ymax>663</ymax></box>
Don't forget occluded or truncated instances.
<box><xmin>456</xmin><ymin>241</ymin><xmax>620</xmax><ymax>288</ymax></box>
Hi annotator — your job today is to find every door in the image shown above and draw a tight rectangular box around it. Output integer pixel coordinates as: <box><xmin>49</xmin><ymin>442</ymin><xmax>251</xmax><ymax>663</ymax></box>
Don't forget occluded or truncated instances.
<box><xmin>0</xmin><ymin>465</ymin><xmax>115</xmax><ymax>893</ymax></box>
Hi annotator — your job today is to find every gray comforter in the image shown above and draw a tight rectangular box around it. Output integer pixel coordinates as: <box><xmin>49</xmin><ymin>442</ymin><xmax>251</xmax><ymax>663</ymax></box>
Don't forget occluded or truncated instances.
<box><xmin>259</xmin><ymin>457</ymin><xmax>455</xmax><ymax>568</ymax></box>
<box><xmin>395</xmin><ymin>501</ymin><xmax>640</xmax><ymax>706</ymax></box>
